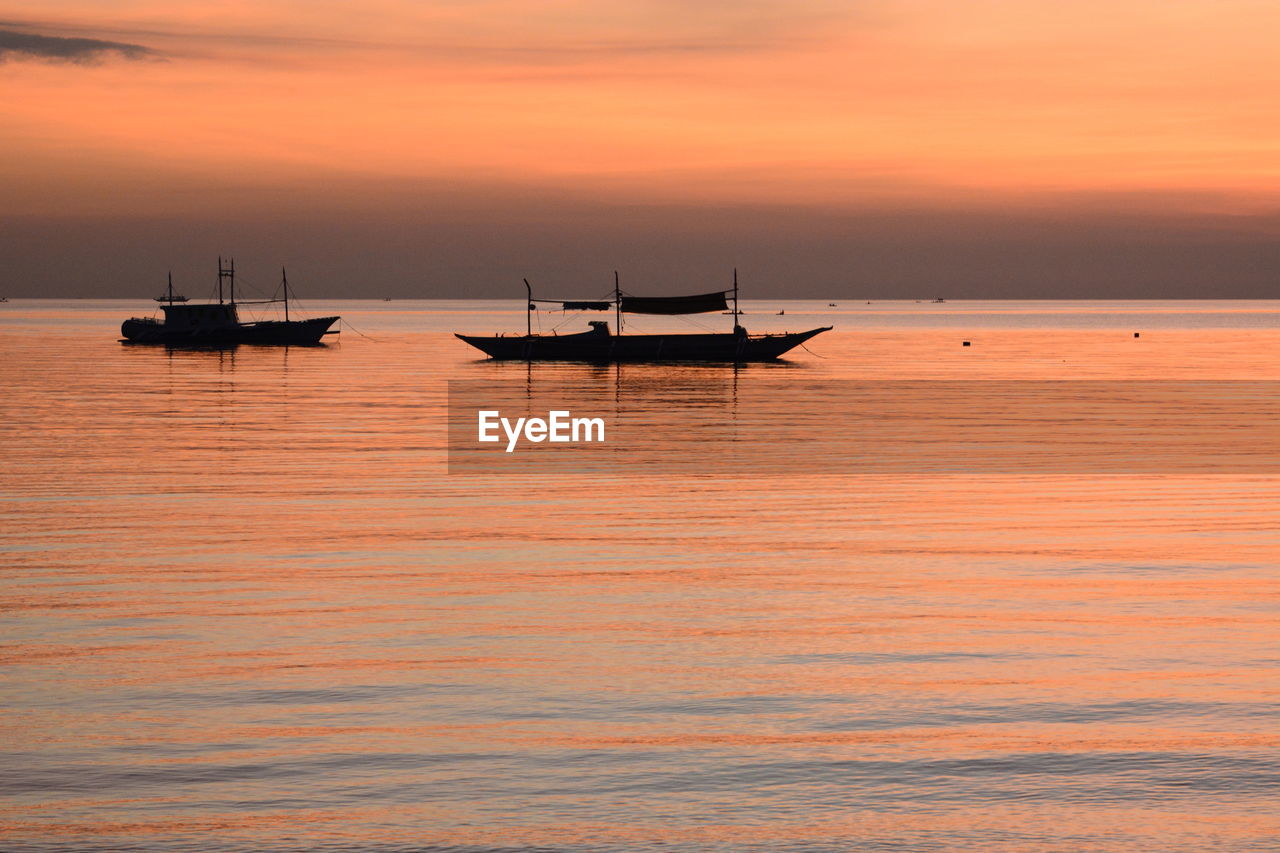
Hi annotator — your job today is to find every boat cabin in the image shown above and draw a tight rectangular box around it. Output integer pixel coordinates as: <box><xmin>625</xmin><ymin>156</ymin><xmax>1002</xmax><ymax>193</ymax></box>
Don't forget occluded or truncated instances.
<box><xmin>161</xmin><ymin>303</ymin><xmax>240</xmax><ymax>329</ymax></box>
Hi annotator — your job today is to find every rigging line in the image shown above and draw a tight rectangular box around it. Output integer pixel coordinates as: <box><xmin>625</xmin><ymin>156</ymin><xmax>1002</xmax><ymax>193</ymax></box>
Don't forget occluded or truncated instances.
<box><xmin>288</xmin><ymin>294</ymin><xmax>318</xmax><ymax>320</ymax></box>
<box><xmin>339</xmin><ymin>317</ymin><xmax>382</xmax><ymax>342</ymax></box>
<box><xmin>800</xmin><ymin>341</ymin><xmax>828</xmax><ymax>358</ymax></box>
<box><xmin>548</xmin><ymin>316</ymin><xmax>576</xmax><ymax>334</ymax></box>
<box><xmin>229</xmin><ymin>272</ymin><xmax>272</xmax><ymax>301</ymax></box>
<box><xmin>528</xmin><ymin>285</ymin><xmax>616</xmax><ymax>305</ymax></box>
<box><xmin>666</xmin><ymin>312</ymin><xmax>719</xmax><ymax>332</ymax></box>
<box><xmin>547</xmin><ymin>308</ymin><xmax>592</xmax><ymax>333</ymax></box>
<box><xmin>690</xmin><ymin>316</ymin><xmax>721</xmax><ymax>332</ymax></box>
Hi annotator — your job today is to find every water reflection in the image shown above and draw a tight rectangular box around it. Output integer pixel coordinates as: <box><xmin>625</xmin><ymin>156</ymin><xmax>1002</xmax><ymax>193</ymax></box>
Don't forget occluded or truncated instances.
<box><xmin>2</xmin><ymin>301</ymin><xmax>1278</xmax><ymax>852</ymax></box>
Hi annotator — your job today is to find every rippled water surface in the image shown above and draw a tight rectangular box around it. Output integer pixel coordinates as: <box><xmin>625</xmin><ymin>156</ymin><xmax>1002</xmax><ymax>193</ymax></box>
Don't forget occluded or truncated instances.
<box><xmin>2</xmin><ymin>300</ymin><xmax>1278</xmax><ymax>851</ymax></box>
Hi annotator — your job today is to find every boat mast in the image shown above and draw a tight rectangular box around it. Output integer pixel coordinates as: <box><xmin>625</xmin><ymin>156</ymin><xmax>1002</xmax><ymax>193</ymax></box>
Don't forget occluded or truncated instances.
<box><xmin>167</xmin><ymin>271</ymin><xmax>174</xmax><ymax>303</ymax></box>
<box><xmin>282</xmin><ymin>267</ymin><xmax>290</xmax><ymax>322</ymax></box>
<box><xmin>615</xmin><ymin>270</ymin><xmax>622</xmax><ymax>334</ymax></box>
<box><xmin>217</xmin><ymin>256</ymin><xmax>236</xmax><ymax>305</ymax></box>
<box><xmin>733</xmin><ymin>268</ymin><xmax>740</xmax><ymax>330</ymax></box>
<box><xmin>524</xmin><ymin>278</ymin><xmax>532</xmax><ymax>337</ymax></box>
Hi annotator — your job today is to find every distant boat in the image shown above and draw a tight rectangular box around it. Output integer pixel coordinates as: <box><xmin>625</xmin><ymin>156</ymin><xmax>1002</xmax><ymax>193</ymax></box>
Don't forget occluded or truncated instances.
<box><xmin>932</xmin><ymin>298</ymin><xmax>946</xmax><ymax>303</ymax></box>
<box><xmin>455</xmin><ymin>271</ymin><xmax>830</xmax><ymax>362</ymax></box>
<box><xmin>0</xmin><ymin>297</ymin><xmax>7</xmax><ymax>303</ymax></box>
<box><xmin>121</xmin><ymin>259</ymin><xmax>339</xmax><ymax>346</ymax></box>
<box><xmin>154</xmin><ymin>292</ymin><xmax>188</xmax><ymax>303</ymax></box>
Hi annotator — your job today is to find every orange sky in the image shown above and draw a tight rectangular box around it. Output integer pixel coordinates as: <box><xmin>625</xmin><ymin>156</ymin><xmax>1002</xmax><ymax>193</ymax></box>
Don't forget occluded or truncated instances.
<box><xmin>3</xmin><ymin>1</ymin><xmax>1280</xmax><ymax>295</ymax></box>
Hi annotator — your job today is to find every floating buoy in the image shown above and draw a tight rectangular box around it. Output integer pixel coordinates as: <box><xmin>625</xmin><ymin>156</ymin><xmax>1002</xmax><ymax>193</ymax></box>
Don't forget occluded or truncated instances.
<box><xmin>1134</xmin><ymin>332</ymin><xmax>1140</xmax><ymax>338</ymax></box>
<box><xmin>962</xmin><ymin>341</ymin><xmax>971</xmax><ymax>347</ymax></box>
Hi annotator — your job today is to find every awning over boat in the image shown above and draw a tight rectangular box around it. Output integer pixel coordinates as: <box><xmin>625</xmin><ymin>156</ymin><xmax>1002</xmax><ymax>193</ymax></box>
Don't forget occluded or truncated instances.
<box><xmin>560</xmin><ymin>301</ymin><xmax>612</xmax><ymax>311</ymax></box>
<box><xmin>620</xmin><ymin>291</ymin><xmax>729</xmax><ymax>315</ymax></box>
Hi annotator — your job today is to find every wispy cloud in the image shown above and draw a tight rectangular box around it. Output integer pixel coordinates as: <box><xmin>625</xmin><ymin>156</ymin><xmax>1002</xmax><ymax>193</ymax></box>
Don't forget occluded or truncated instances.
<box><xmin>3</xmin><ymin>2</ymin><xmax>862</xmax><ymax>67</ymax></box>
<box><xmin>0</xmin><ymin>28</ymin><xmax>154</xmax><ymax>63</ymax></box>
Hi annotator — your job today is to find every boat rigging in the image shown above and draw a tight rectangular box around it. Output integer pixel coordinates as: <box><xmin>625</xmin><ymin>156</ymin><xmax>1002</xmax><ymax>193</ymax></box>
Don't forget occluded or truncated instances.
<box><xmin>121</xmin><ymin>257</ymin><xmax>340</xmax><ymax>346</ymax></box>
<box><xmin>456</xmin><ymin>270</ymin><xmax>830</xmax><ymax>362</ymax></box>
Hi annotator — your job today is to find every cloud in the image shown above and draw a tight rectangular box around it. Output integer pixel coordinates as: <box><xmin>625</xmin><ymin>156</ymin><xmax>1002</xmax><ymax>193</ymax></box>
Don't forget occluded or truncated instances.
<box><xmin>0</xmin><ymin>1</ymin><xmax>871</xmax><ymax>76</ymax></box>
<box><xmin>0</xmin><ymin>28</ymin><xmax>154</xmax><ymax>64</ymax></box>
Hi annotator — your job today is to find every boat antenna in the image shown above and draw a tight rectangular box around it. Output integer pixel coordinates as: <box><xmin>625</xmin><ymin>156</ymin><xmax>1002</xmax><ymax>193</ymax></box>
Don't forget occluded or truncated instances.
<box><xmin>282</xmin><ymin>267</ymin><xmax>290</xmax><ymax>322</ymax></box>
<box><xmin>167</xmin><ymin>271</ymin><xmax>174</xmax><ymax>304</ymax></box>
<box><xmin>524</xmin><ymin>278</ymin><xmax>533</xmax><ymax>337</ymax></box>
<box><xmin>615</xmin><ymin>270</ymin><xmax>622</xmax><ymax>334</ymax></box>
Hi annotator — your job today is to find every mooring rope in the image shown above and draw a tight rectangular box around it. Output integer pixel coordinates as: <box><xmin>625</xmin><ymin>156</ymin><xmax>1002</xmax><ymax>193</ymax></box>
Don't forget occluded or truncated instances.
<box><xmin>339</xmin><ymin>318</ymin><xmax>383</xmax><ymax>342</ymax></box>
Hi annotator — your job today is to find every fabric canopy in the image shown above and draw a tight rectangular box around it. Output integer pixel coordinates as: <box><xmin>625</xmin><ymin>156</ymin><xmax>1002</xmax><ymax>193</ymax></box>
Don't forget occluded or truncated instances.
<box><xmin>560</xmin><ymin>301</ymin><xmax>612</xmax><ymax>311</ymax></box>
<box><xmin>619</xmin><ymin>291</ymin><xmax>728</xmax><ymax>315</ymax></box>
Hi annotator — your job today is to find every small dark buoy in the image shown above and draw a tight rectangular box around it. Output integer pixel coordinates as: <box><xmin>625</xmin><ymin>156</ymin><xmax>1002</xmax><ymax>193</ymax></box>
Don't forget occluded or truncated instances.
<box><xmin>1134</xmin><ymin>332</ymin><xmax>1140</xmax><ymax>338</ymax></box>
<box><xmin>962</xmin><ymin>341</ymin><xmax>971</xmax><ymax>347</ymax></box>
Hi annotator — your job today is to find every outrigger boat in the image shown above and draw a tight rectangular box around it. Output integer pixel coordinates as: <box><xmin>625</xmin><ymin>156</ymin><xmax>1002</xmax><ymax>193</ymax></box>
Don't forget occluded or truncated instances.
<box><xmin>122</xmin><ymin>259</ymin><xmax>339</xmax><ymax>346</ymax></box>
<box><xmin>456</xmin><ymin>271</ymin><xmax>831</xmax><ymax>362</ymax></box>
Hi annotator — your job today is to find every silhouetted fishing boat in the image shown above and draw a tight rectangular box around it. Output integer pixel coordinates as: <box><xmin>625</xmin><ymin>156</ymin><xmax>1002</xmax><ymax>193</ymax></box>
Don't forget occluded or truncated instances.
<box><xmin>456</xmin><ymin>271</ymin><xmax>830</xmax><ymax>362</ymax></box>
<box><xmin>122</xmin><ymin>259</ymin><xmax>339</xmax><ymax>346</ymax></box>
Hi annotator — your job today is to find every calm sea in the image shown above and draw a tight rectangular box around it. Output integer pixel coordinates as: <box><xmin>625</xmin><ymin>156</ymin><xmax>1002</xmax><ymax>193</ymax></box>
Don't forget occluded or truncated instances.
<box><xmin>2</xmin><ymin>299</ymin><xmax>1277</xmax><ymax>852</ymax></box>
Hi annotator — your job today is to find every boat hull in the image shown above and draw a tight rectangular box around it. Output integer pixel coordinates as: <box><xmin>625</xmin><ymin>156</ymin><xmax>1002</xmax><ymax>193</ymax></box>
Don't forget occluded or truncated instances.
<box><xmin>455</xmin><ymin>327</ymin><xmax>831</xmax><ymax>362</ymax></box>
<box><xmin>121</xmin><ymin>316</ymin><xmax>339</xmax><ymax>346</ymax></box>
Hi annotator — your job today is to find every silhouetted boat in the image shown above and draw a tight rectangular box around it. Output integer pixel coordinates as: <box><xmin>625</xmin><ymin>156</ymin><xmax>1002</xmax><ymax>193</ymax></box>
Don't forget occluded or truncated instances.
<box><xmin>122</xmin><ymin>259</ymin><xmax>339</xmax><ymax>346</ymax></box>
<box><xmin>456</xmin><ymin>271</ymin><xmax>831</xmax><ymax>362</ymax></box>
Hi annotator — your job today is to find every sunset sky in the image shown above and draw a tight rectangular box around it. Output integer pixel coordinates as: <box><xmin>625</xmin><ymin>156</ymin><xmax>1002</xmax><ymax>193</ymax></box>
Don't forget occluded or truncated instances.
<box><xmin>4</xmin><ymin>1</ymin><xmax>1280</xmax><ymax>297</ymax></box>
